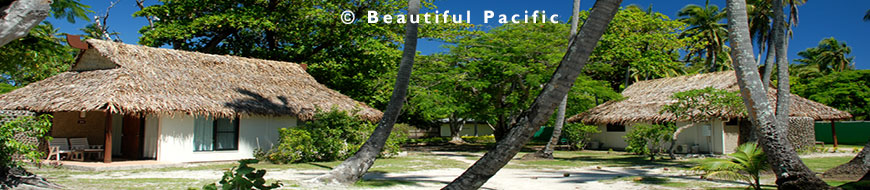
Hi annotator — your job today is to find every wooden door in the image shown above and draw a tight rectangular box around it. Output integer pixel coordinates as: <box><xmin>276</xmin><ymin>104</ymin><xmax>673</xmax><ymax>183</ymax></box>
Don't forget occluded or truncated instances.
<box><xmin>122</xmin><ymin>115</ymin><xmax>144</xmax><ymax>159</ymax></box>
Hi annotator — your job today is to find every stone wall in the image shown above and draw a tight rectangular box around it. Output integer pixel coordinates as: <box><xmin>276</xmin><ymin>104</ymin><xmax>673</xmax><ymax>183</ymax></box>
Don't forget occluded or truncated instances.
<box><xmin>788</xmin><ymin>117</ymin><xmax>816</xmax><ymax>151</ymax></box>
<box><xmin>737</xmin><ymin>117</ymin><xmax>816</xmax><ymax>152</ymax></box>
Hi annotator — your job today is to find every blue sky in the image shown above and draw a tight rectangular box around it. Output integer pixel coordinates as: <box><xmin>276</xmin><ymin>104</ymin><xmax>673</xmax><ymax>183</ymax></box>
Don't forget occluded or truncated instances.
<box><xmin>47</xmin><ymin>0</ymin><xmax>870</xmax><ymax>69</ymax></box>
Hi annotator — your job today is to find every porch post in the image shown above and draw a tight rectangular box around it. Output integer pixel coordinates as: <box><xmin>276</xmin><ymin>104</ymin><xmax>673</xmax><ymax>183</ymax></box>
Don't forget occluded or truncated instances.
<box><xmin>104</xmin><ymin>111</ymin><xmax>112</xmax><ymax>163</ymax></box>
<box><xmin>831</xmin><ymin>120</ymin><xmax>838</xmax><ymax>148</ymax></box>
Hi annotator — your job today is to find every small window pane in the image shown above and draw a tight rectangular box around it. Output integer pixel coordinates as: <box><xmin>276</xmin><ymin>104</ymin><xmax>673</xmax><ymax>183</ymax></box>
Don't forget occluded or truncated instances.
<box><xmin>606</xmin><ymin>124</ymin><xmax>625</xmax><ymax>132</ymax></box>
<box><xmin>193</xmin><ymin>117</ymin><xmax>213</xmax><ymax>151</ymax></box>
<box><xmin>215</xmin><ymin>133</ymin><xmax>236</xmax><ymax>150</ymax></box>
<box><xmin>216</xmin><ymin>118</ymin><xmax>234</xmax><ymax>132</ymax></box>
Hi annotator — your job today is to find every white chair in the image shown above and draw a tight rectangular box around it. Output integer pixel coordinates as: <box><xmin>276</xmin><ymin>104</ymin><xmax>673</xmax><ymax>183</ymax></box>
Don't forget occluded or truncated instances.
<box><xmin>46</xmin><ymin>138</ymin><xmax>71</xmax><ymax>162</ymax></box>
<box><xmin>69</xmin><ymin>138</ymin><xmax>103</xmax><ymax>161</ymax></box>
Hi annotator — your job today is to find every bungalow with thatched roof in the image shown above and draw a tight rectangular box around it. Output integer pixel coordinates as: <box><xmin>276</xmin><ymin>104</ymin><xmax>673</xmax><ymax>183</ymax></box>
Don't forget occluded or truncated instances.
<box><xmin>567</xmin><ymin>71</ymin><xmax>851</xmax><ymax>154</ymax></box>
<box><xmin>0</xmin><ymin>39</ymin><xmax>382</xmax><ymax>163</ymax></box>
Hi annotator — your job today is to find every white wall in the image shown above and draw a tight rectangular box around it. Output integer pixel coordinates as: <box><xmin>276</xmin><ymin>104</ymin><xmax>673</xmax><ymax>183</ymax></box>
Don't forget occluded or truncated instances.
<box><xmin>156</xmin><ymin>114</ymin><xmax>296</xmax><ymax>163</ymax></box>
<box><xmin>587</xmin><ymin>120</ymin><xmax>730</xmax><ymax>154</ymax></box>
<box><xmin>439</xmin><ymin>123</ymin><xmax>493</xmax><ymax>137</ymax></box>
<box><xmin>142</xmin><ymin>115</ymin><xmax>159</xmax><ymax>159</ymax></box>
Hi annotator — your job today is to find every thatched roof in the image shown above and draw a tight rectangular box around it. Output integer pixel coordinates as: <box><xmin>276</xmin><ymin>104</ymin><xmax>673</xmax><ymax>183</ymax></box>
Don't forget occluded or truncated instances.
<box><xmin>568</xmin><ymin>71</ymin><xmax>851</xmax><ymax>125</ymax></box>
<box><xmin>0</xmin><ymin>39</ymin><xmax>382</xmax><ymax>121</ymax></box>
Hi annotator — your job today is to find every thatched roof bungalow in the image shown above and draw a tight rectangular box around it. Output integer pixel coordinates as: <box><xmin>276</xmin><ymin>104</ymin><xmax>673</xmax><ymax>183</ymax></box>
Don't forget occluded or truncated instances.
<box><xmin>0</xmin><ymin>39</ymin><xmax>382</xmax><ymax>163</ymax></box>
<box><xmin>567</xmin><ymin>71</ymin><xmax>850</xmax><ymax>154</ymax></box>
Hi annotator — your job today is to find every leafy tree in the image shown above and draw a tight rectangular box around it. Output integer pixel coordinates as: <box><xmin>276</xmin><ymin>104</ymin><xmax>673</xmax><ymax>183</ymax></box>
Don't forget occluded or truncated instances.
<box><xmin>1</xmin><ymin>115</ymin><xmax>53</xmax><ymax>189</ymax></box>
<box><xmin>443</xmin><ymin>0</ymin><xmax>621</xmax><ymax>188</ymax></box>
<box><xmin>678</xmin><ymin>0</ymin><xmax>729</xmax><ymax>73</ymax></box>
<box><xmin>134</xmin><ymin>0</ymin><xmax>471</xmax><ymax>108</ymax></box>
<box><xmin>585</xmin><ymin>7</ymin><xmax>689</xmax><ymax>91</ymax></box>
<box><xmin>795</xmin><ymin>37</ymin><xmax>855</xmax><ymax>73</ymax></box>
<box><xmin>692</xmin><ymin>142</ymin><xmax>769</xmax><ymax>190</ymax></box>
<box><xmin>406</xmin><ymin>54</ymin><xmax>476</xmax><ymax>143</ymax></box>
<box><xmin>0</xmin><ymin>22</ymin><xmax>75</xmax><ymax>86</ymax></box>
<box><xmin>624</xmin><ymin>123</ymin><xmax>676</xmax><ymax>160</ymax></box>
<box><xmin>793</xmin><ymin>70</ymin><xmax>870</xmax><ymax>120</ymax></box>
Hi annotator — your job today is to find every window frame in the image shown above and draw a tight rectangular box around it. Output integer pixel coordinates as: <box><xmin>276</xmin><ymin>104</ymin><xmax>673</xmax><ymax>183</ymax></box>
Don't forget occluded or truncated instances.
<box><xmin>193</xmin><ymin>116</ymin><xmax>240</xmax><ymax>152</ymax></box>
<box><xmin>211</xmin><ymin>117</ymin><xmax>240</xmax><ymax>151</ymax></box>
<box><xmin>606</xmin><ymin>123</ymin><xmax>626</xmax><ymax>132</ymax></box>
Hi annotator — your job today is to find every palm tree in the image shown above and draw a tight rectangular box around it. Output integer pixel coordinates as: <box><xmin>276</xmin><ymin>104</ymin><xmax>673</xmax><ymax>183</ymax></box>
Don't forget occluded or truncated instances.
<box><xmin>747</xmin><ymin>0</ymin><xmax>806</xmax><ymax>86</ymax></box>
<box><xmin>314</xmin><ymin>0</ymin><xmax>420</xmax><ymax>184</ymax></box>
<box><xmin>693</xmin><ymin>143</ymin><xmax>769</xmax><ymax>190</ymax></box>
<box><xmin>795</xmin><ymin>37</ymin><xmax>854</xmax><ymax>73</ymax></box>
<box><xmin>0</xmin><ymin>0</ymin><xmax>53</xmax><ymax>46</ymax></box>
<box><xmin>727</xmin><ymin>0</ymin><xmax>831</xmax><ymax>188</ymax></box>
<box><xmin>678</xmin><ymin>0</ymin><xmax>728</xmax><ymax>72</ymax></box>
<box><xmin>442</xmin><ymin>0</ymin><xmax>622</xmax><ymax>189</ymax></box>
<box><xmin>539</xmin><ymin>0</ymin><xmax>581</xmax><ymax>159</ymax></box>
<box><xmin>865</xmin><ymin>9</ymin><xmax>870</xmax><ymax>21</ymax></box>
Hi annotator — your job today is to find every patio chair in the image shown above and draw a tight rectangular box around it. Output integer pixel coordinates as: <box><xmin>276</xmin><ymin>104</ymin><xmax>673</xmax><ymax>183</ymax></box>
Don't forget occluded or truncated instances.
<box><xmin>69</xmin><ymin>138</ymin><xmax>104</xmax><ymax>161</ymax></box>
<box><xmin>46</xmin><ymin>138</ymin><xmax>71</xmax><ymax>162</ymax></box>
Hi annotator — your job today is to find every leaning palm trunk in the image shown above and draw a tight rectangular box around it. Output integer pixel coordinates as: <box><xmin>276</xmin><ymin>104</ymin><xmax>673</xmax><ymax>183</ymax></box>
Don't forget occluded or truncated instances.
<box><xmin>538</xmin><ymin>0</ymin><xmax>581</xmax><ymax>159</ymax></box>
<box><xmin>313</xmin><ymin>0</ymin><xmax>420</xmax><ymax>184</ymax></box>
<box><xmin>725</xmin><ymin>0</ymin><xmax>830</xmax><ymax>189</ymax></box>
<box><xmin>761</xmin><ymin>29</ymin><xmax>775</xmax><ymax>87</ymax></box>
<box><xmin>441</xmin><ymin>0</ymin><xmax>622</xmax><ymax>189</ymax></box>
<box><xmin>0</xmin><ymin>0</ymin><xmax>51</xmax><ymax>46</ymax></box>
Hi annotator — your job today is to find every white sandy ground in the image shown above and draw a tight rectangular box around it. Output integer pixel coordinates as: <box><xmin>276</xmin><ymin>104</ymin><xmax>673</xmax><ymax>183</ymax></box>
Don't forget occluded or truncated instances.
<box><xmin>59</xmin><ymin>150</ymin><xmax>847</xmax><ymax>190</ymax></box>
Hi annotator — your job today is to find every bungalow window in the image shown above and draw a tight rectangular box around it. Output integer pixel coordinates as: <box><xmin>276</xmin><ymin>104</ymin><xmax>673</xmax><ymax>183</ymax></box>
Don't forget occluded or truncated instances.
<box><xmin>606</xmin><ymin>124</ymin><xmax>625</xmax><ymax>132</ymax></box>
<box><xmin>194</xmin><ymin>117</ymin><xmax>239</xmax><ymax>151</ymax></box>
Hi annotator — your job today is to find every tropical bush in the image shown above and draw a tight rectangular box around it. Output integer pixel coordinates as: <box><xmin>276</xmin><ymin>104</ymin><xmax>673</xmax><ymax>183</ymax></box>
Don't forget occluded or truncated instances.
<box><xmin>624</xmin><ymin>123</ymin><xmax>676</xmax><ymax>160</ymax></box>
<box><xmin>1</xmin><ymin>115</ymin><xmax>53</xmax><ymax>168</ymax></box>
<box><xmin>692</xmin><ymin>142</ymin><xmax>768</xmax><ymax>190</ymax></box>
<box><xmin>562</xmin><ymin>123</ymin><xmax>600</xmax><ymax>150</ymax></box>
<box><xmin>202</xmin><ymin>159</ymin><xmax>280</xmax><ymax>190</ymax></box>
<box><xmin>263</xmin><ymin>110</ymin><xmax>406</xmax><ymax>164</ymax></box>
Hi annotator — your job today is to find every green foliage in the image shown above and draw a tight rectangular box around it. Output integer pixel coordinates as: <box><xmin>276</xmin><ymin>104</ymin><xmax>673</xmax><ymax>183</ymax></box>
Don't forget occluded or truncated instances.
<box><xmin>202</xmin><ymin>159</ymin><xmax>280</xmax><ymax>190</ymax></box>
<box><xmin>134</xmin><ymin>0</ymin><xmax>473</xmax><ymax>108</ymax></box>
<box><xmin>624</xmin><ymin>123</ymin><xmax>676</xmax><ymax>160</ymax></box>
<box><xmin>692</xmin><ymin>142</ymin><xmax>768</xmax><ymax>190</ymax></box>
<box><xmin>794</xmin><ymin>37</ymin><xmax>855</xmax><ymax>74</ymax></box>
<box><xmin>0</xmin><ymin>83</ymin><xmax>19</xmax><ymax>94</ymax></box>
<box><xmin>584</xmin><ymin>7</ymin><xmax>691</xmax><ymax>90</ymax></box>
<box><xmin>561</xmin><ymin>123</ymin><xmax>601</xmax><ymax>150</ymax></box>
<box><xmin>661</xmin><ymin>87</ymin><xmax>746</xmax><ymax>121</ymax></box>
<box><xmin>50</xmin><ymin>0</ymin><xmax>93</xmax><ymax>23</ymax></box>
<box><xmin>264</xmin><ymin>109</ymin><xmax>406</xmax><ymax>164</ymax></box>
<box><xmin>0</xmin><ymin>115</ymin><xmax>53</xmax><ymax>168</ymax></box>
<box><xmin>793</xmin><ymin>70</ymin><xmax>870</xmax><ymax>120</ymax></box>
<box><xmin>0</xmin><ymin>22</ymin><xmax>74</xmax><ymax>86</ymax></box>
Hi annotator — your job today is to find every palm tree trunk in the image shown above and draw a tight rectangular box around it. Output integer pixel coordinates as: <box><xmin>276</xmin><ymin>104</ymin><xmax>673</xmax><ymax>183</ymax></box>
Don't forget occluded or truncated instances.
<box><xmin>313</xmin><ymin>0</ymin><xmax>420</xmax><ymax>184</ymax></box>
<box><xmin>540</xmin><ymin>0</ymin><xmax>581</xmax><ymax>159</ymax></box>
<box><xmin>823</xmin><ymin>139</ymin><xmax>870</xmax><ymax>179</ymax></box>
<box><xmin>0</xmin><ymin>0</ymin><xmax>51</xmax><ymax>47</ymax></box>
<box><xmin>441</xmin><ymin>0</ymin><xmax>622</xmax><ymax>189</ymax></box>
<box><xmin>726</xmin><ymin>0</ymin><xmax>830</xmax><ymax>189</ymax></box>
<box><xmin>762</xmin><ymin>29</ymin><xmax>775</xmax><ymax>87</ymax></box>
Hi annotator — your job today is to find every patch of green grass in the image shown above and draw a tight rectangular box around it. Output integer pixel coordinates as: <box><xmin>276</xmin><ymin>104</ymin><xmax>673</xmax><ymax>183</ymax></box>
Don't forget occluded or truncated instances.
<box><xmin>507</xmin><ymin>150</ymin><xmax>694</xmax><ymax>169</ymax></box>
<box><xmin>801</xmin><ymin>156</ymin><xmax>852</xmax><ymax>172</ymax></box>
<box><xmin>354</xmin><ymin>179</ymin><xmax>425</xmax><ymax>187</ymax></box>
<box><xmin>368</xmin><ymin>153</ymin><xmax>469</xmax><ymax>173</ymax></box>
<box><xmin>49</xmin><ymin>178</ymin><xmax>216</xmax><ymax>190</ymax></box>
<box><xmin>826</xmin><ymin>180</ymin><xmax>852</xmax><ymax>187</ymax></box>
<box><xmin>601</xmin><ymin>176</ymin><xmax>691</xmax><ymax>188</ymax></box>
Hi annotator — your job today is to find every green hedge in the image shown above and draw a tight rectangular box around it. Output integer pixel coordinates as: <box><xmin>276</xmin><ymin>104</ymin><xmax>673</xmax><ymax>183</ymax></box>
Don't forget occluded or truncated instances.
<box><xmin>814</xmin><ymin>121</ymin><xmax>870</xmax><ymax>145</ymax></box>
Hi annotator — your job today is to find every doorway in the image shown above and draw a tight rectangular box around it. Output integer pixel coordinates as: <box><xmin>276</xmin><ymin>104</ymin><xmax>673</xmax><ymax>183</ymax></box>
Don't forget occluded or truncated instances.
<box><xmin>121</xmin><ymin>115</ymin><xmax>145</xmax><ymax>160</ymax></box>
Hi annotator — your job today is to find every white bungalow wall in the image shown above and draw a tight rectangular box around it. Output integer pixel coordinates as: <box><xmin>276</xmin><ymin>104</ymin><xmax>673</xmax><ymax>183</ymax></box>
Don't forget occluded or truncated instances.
<box><xmin>588</xmin><ymin>120</ymin><xmax>738</xmax><ymax>154</ymax></box>
<box><xmin>155</xmin><ymin>114</ymin><xmax>297</xmax><ymax>163</ymax></box>
<box><xmin>439</xmin><ymin>123</ymin><xmax>494</xmax><ymax>137</ymax></box>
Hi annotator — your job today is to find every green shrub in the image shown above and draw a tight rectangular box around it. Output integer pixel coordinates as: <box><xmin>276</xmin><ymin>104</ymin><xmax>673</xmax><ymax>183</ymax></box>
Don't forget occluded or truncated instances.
<box><xmin>264</xmin><ymin>109</ymin><xmax>407</xmax><ymax>163</ymax></box>
<box><xmin>1</xmin><ymin>115</ymin><xmax>52</xmax><ymax>168</ymax></box>
<box><xmin>562</xmin><ymin>123</ymin><xmax>600</xmax><ymax>150</ymax></box>
<box><xmin>461</xmin><ymin>135</ymin><xmax>495</xmax><ymax>143</ymax></box>
<box><xmin>691</xmin><ymin>142</ymin><xmax>767</xmax><ymax>190</ymax></box>
<box><xmin>202</xmin><ymin>159</ymin><xmax>280</xmax><ymax>190</ymax></box>
<box><xmin>624</xmin><ymin>123</ymin><xmax>675</xmax><ymax>160</ymax></box>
